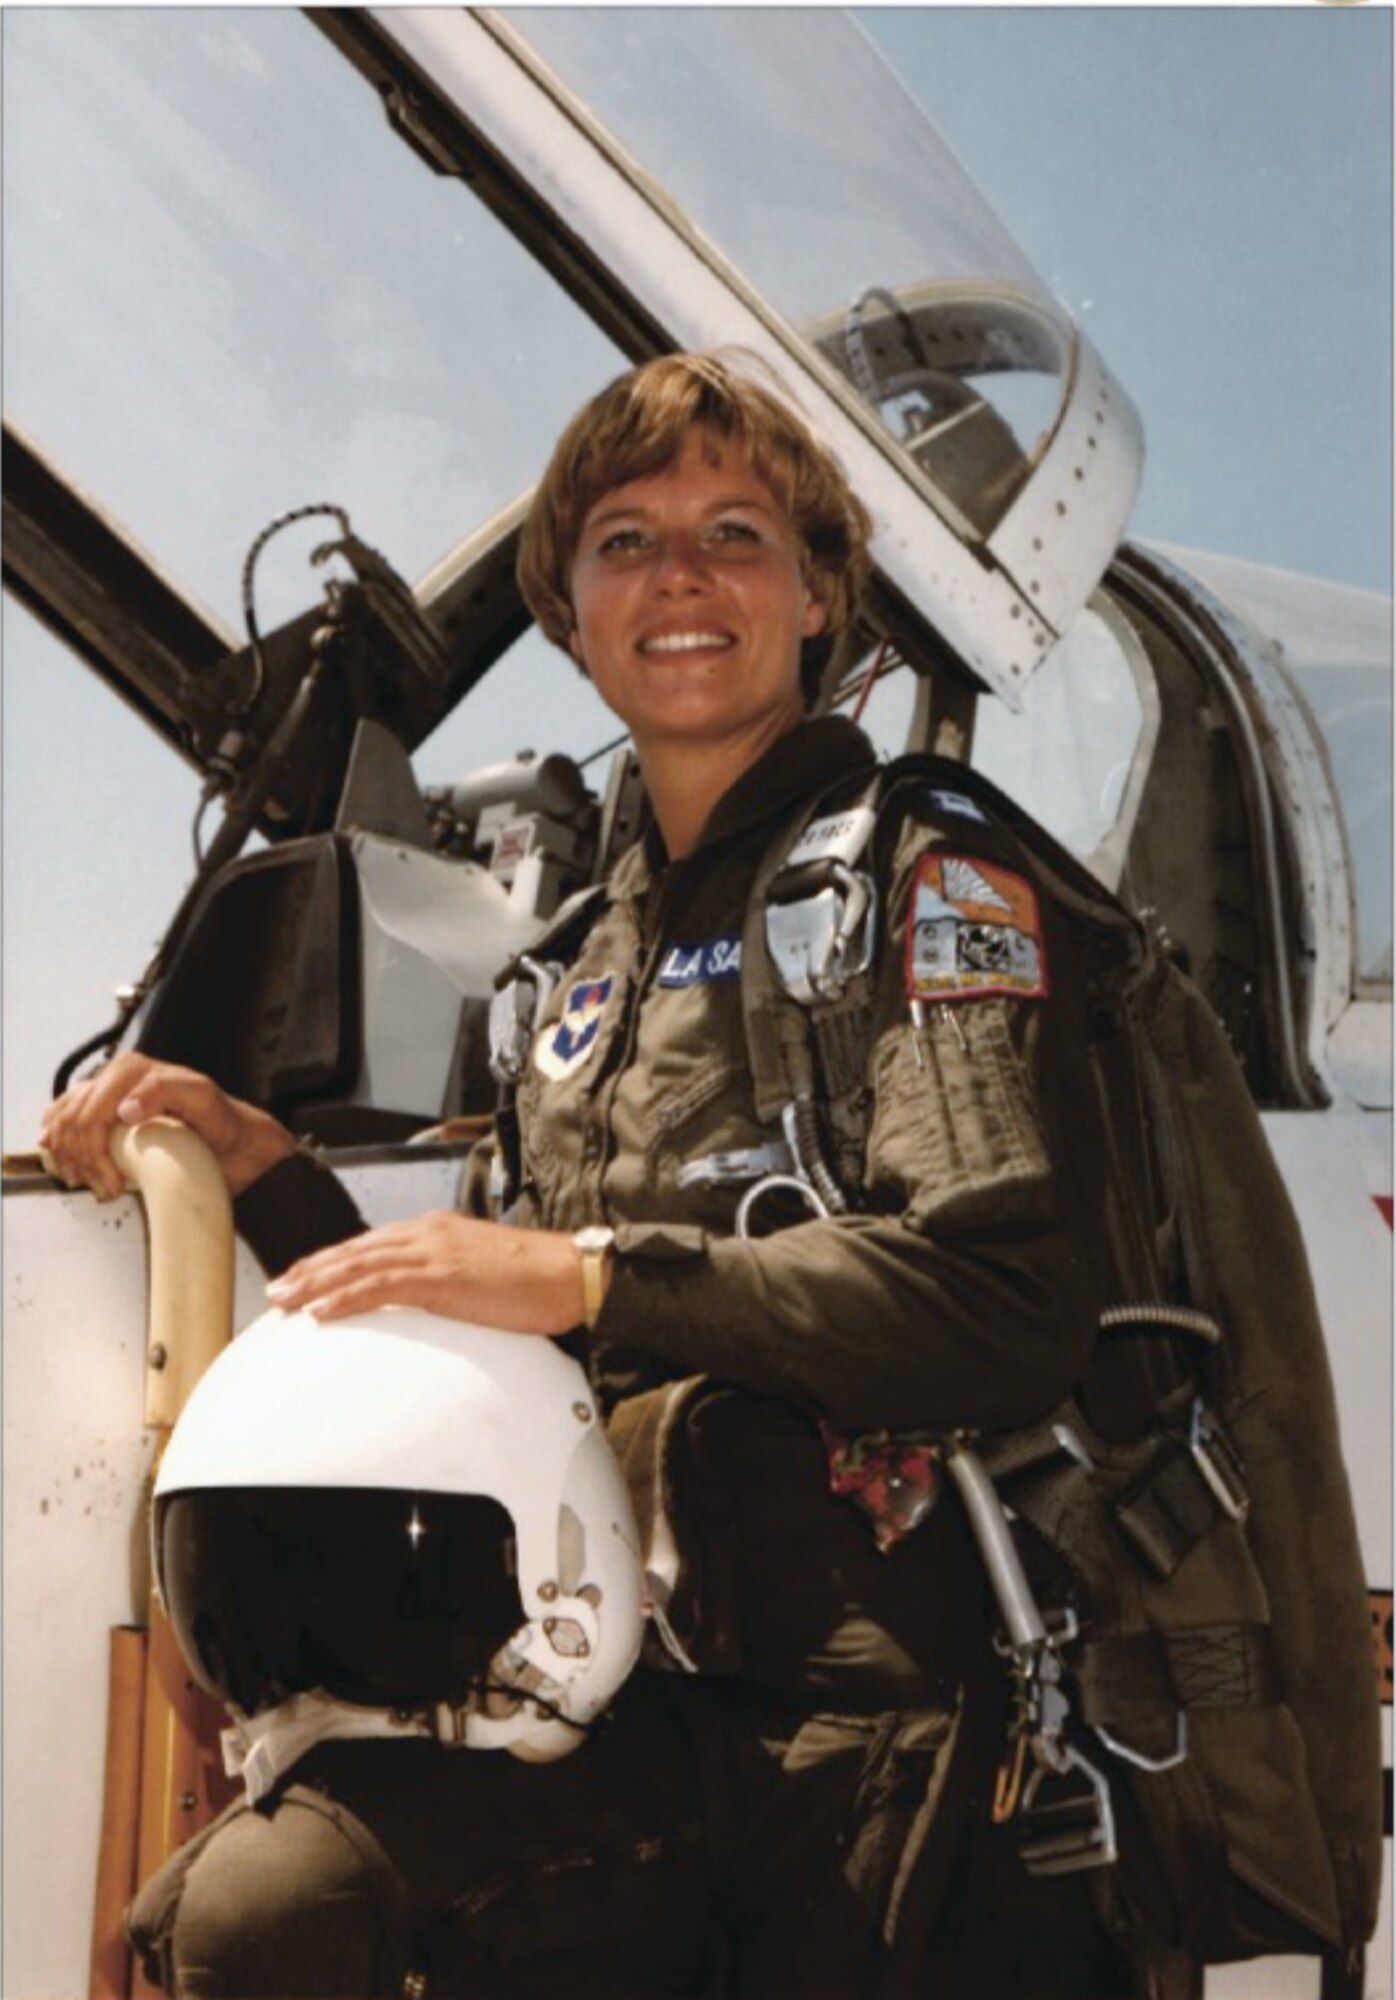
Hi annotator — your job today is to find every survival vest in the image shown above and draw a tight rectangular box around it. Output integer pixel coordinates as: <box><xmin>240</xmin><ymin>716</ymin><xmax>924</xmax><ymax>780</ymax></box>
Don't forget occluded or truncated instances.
<box><xmin>490</xmin><ymin>750</ymin><xmax>1382</xmax><ymax>1986</ymax></box>
<box><xmin>737</xmin><ymin>751</ymin><xmax>1382</xmax><ymax>1987</ymax></box>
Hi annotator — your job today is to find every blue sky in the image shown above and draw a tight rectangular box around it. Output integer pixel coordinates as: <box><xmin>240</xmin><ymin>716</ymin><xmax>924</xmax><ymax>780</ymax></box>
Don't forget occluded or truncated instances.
<box><xmin>860</xmin><ymin>6</ymin><xmax>1392</xmax><ymax>594</ymax></box>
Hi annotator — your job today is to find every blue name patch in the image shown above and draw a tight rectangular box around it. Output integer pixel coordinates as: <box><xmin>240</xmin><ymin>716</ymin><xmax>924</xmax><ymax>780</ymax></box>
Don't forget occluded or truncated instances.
<box><xmin>658</xmin><ymin>937</ymin><xmax>743</xmax><ymax>987</ymax></box>
<box><xmin>928</xmin><ymin>788</ymin><xmax>988</xmax><ymax>824</ymax></box>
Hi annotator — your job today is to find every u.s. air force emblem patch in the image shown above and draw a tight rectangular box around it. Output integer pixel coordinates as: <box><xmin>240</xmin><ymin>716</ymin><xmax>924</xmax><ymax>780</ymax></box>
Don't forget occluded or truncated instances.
<box><xmin>535</xmin><ymin>974</ymin><xmax>614</xmax><ymax>1081</ymax></box>
<box><xmin>906</xmin><ymin>854</ymin><xmax>1048</xmax><ymax>1003</ymax></box>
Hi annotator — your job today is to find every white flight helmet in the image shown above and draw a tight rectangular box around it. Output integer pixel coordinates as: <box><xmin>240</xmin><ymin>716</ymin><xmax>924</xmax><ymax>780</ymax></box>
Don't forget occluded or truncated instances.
<box><xmin>153</xmin><ymin>1307</ymin><xmax>645</xmax><ymax>1762</ymax></box>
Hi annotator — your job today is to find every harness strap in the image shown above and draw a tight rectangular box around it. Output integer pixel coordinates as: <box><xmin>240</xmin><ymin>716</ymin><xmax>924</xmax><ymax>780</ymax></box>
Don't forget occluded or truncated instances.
<box><xmin>490</xmin><ymin>882</ymin><xmax>611</xmax><ymax>1208</ymax></box>
<box><xmin>492</xmin><ymin>880</ymin><xmax>611</xmax><ymax>996</ymax></box>
<box><xmin>873</xmin><ymin>752</ymin><xmax>1150</xmax><ymax>947</ymax></box>
<box><xmin>222</xmin><ymin>1692</ymin><xmax>436</xmax><ymax>1805</ymax></box>
<box><xmin>978</xmin><ymin>1416</ymin><xmax>1075</xmax><ymax>1484</ymax></box>
<box><xmin>1074</xmin><ymin>1623</ymin><xmax>1283</xmax><ymax>1727</ymax></box>
<box><xmin>808</xmin><ymin>985</ymin><xmax>876</xmax><ymax>1100</ymax></box>
<box><xmin>1112</xmin><ymin>1433</ymin><xmax>1241</xmax><ymax>1579</ymax></box>
<box><xmin>809</xmin><ymin>988</ymin><xmax>876</xmax><ymax>1187</ymax></box>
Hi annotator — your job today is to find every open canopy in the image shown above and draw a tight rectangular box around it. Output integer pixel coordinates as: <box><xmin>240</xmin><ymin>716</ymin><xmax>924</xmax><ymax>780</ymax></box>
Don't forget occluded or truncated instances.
<box><xmin>4</xmin><ymin>6</ymin><xmax>1143</xmax><ymax>728</ymax></box>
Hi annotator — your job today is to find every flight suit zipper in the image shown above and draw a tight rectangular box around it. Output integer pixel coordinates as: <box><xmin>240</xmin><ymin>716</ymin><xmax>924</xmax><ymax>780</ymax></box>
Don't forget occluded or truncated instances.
<box><xmin>586</xmin><ymin>873</ymin><xmax>678</xmax><ymax>1208</ymax></box>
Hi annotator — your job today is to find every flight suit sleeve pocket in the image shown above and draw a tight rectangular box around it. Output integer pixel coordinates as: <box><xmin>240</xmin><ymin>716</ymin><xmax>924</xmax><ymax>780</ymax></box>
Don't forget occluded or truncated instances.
<box><xmin>864</xmin><ymin>999</ymin><xmax>1052</xmax><ymax>1233</ymax></box>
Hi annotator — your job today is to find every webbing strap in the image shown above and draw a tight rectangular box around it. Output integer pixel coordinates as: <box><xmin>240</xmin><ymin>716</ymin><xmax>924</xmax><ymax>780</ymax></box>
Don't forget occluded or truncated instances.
<box><xmin>809</xmin><ymin>992</ymin><xmax>876</xmax><ymax>1186</ymax></box>
<box><xmin>491</xmin><ymin>881</ymin><xmax>611</xmax><ymax>1209</ymax></box>
<box><xmin>809</xmin><ymin>990</ymin><xmax>875</xmax><ymax>1099</ymax></box>
<box><xmin>873</xmin><ymin>752</ymin><xmax>1148</xmax><ymax>950</ymax></box>
<box><xmin>1112</xmin><ymin>1433</ymin><xmax>1241</xmax><ymax>1581</ymax></box>
<box><xmin>977</xmin><ymin>1418</ymin><xmax>1070</xmax><ymax>1484</ymax></box>
<box><xmin>492</xmin><ymin>880</ymin><xmax>609</xmax><ymax>994</ymax></box>
<box><xmin>1074</xmin><ymin>1623</ymin><xmax>1282</xmax><ymax>1727</ymax></box>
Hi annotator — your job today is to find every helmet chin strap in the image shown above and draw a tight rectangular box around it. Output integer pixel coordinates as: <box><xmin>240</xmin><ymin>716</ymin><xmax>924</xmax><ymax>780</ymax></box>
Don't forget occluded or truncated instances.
<box><xmin>222</xmin><ymin>1693</ymin><xmax>435</xmax><ymax>1807</ymax></box>
<box><xmin>219</xmin><ymin>1586</ymin><xmax>611</xmax><ymax>1804</ymax></box>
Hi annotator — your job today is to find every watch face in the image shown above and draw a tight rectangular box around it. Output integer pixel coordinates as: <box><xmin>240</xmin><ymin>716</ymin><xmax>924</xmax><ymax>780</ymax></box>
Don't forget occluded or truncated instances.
<box><xmin>575</xmin><ymin>1227</ymin><xmax>614</xmax><ymax>1253</ymax></box>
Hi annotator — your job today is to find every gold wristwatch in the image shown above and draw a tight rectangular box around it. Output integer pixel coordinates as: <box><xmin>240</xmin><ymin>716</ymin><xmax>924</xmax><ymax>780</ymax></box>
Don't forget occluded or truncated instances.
<box><xmin>572</xmin><ymin>1225</ymin><xmax>616</xmax><ymax>1330</ymax></box>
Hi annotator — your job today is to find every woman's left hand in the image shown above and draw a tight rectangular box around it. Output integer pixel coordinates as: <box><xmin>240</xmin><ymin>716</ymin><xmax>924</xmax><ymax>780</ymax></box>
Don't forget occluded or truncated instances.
<box><xmin>264</xmin><ymin>1211</ymin><xmax>587</xmax><ymax>1335</ymax></box>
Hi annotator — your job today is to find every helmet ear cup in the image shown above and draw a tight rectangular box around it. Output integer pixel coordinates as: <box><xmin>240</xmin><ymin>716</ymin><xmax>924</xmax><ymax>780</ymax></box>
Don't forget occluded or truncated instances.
<box><xmin>153</xmin><ymin>1309</ymin><xmax>646</xmax><ymax>1758</ymax></box>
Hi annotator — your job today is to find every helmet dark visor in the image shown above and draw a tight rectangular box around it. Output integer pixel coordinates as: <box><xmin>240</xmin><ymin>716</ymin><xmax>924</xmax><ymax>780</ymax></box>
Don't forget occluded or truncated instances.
<box><xmin>154</xmin><ymin>1486</ymin><xmax>523</xmax><ymax>1716</ymax></box>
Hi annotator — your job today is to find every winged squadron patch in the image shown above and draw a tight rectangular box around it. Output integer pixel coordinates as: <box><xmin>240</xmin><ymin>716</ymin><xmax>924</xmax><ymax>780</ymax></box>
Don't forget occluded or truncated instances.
<box><xmin>535</xmin><ymin>974</ymin><xmax>614</xmax><ymax>1081</ymax></box>
<box><xmin>906</xmin><ymin>854</ymin><xmax>1048</xmax><ymax>1002</ymax></box>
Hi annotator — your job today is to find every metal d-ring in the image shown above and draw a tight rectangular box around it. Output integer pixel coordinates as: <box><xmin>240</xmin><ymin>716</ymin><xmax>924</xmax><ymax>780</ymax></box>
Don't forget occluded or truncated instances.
<box><xmin>1093</xmin><ymin>1713</ymin><xmax>1189</xmax><ymax>1774</ymax></box>
<box><xmin>735</xmin><ymin>1173</ymin><xmax>831</xmax><ymax>1240</ymax></box>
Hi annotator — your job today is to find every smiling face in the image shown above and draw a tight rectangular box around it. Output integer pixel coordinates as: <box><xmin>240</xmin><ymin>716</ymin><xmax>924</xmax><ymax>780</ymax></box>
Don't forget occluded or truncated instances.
<box><xmin>566</xmin><ymin>430</ymin><xmax>827</xmax><ymax>768</ymax></box>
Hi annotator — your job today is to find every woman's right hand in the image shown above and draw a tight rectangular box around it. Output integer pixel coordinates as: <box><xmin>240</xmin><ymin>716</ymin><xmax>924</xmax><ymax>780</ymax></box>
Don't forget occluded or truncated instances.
<box><xmin>38</xmin><ymin>1052</ymin><xmax>297</xmax><ymax>1201</ymax></box>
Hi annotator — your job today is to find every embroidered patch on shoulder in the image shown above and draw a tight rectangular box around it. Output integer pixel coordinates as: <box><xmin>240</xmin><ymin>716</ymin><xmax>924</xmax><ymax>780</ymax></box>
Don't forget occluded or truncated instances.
<box><xmin>534</xmin><ymin>974</ymin><xmax>614</xmax><ymax>1081</ymax></box>
<box><xmin>927</xmin><ymin>788</ymin><xmax>989</xmax><ymax>824</ymax></box>
<box><xmin>657</xmin><ymin>937</ymin><xmax>743</xmax><ymax>987</ymax></box>
<box><xmin>906</xmin><ymin>854</ymin><xmax>1048</xmax><ymax>1002</ymax></box>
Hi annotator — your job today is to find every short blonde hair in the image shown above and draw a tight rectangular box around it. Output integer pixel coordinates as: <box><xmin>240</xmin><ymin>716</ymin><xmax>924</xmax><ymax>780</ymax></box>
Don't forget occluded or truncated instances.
<box><xmin>518</xmin><ymin>352</ymin><xmax>872</xmax><ymax>707</ymax></box>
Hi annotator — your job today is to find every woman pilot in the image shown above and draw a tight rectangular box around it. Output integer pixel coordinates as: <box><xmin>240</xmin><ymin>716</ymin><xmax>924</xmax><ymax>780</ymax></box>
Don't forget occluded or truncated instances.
<box><xmin>41</xmin><ymin>352</ymin><xmax>1130</xmax><ymax>1999</ymax></box>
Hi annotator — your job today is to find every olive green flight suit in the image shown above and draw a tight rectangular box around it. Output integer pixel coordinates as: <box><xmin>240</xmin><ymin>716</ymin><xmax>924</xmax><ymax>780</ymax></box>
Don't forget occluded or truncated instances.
<box><xmin>130</xmin><ymin>716</ymin><xmax>1135</xmax><ymax>1998</ymax></box>
<box><xmin>516</xmin><ymin>715</ymin><xmax>1116</xmax><ymax>1439</ymax></box>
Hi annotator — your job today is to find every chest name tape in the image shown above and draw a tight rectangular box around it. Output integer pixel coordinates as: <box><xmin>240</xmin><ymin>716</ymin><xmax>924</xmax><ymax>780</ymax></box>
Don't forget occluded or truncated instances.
<box><xmin>657</xmin><ymin>936</ymin><xmax>743</xmax><ymax>987</ymax></box>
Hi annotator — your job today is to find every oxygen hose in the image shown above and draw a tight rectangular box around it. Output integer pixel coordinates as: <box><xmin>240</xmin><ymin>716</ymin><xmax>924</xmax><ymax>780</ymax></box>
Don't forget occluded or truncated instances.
<box><xmin>775</xmin><ymin>1009</ymin><xmax>848</xmax><ymax>1216</ymax></box>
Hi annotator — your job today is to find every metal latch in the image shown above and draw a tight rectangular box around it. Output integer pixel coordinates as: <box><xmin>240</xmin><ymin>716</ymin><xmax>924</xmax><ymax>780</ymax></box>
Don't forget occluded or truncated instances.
<box><xmin>677</xmin><ymin>1140</ymin><xmax>795</xmax><ymax>1190</ymax></box>
<box><xmin>1018</xmin><ymin>1738</ymin><xmax>1119</xmax><ymax>1876</ymax></box>
<box><xmin>1188</xmin><ymin>1399</ymin><xmax>1249</xmax><ymax>1523</ymax></box>
<box><xmin>944</xmin><ymin>1437</ymin><xmax>1122</xmax><ymax>1879</ymax></box>
<box><xmin>488</xmin><ymin>953</ymin><xmax>560</xmax><ymax>1083</ymax></box>
<box><xmin>765</xmin><ymin>862</ymin><xmax>875</xmax><ymax>1004</ymax></box>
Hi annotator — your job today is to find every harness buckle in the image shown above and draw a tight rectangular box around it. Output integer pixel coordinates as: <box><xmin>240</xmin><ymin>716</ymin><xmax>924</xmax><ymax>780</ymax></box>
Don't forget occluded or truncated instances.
<box><xmin>676</xmin><ymin>1140</ymin><xmax>796</xmax><ymax>1191</ymax></box>
<box><xmin>488</xmin><ymin>954</ymin><xmax>560</xmax><ymax>1083</ymax></box>
<box><xmin>1018</xmin><ymin>1738</ymin><xmax>1119</xmax><ymax>1876</ymax></box>
<box><xmin>1188</xmin><ymin>1398</ymin><xmax>1249</xmax><ymax>1523</ymax></box>
<box><xmin>765</xmin><ymin>863</ymin><xmax>876</xmax><ymax>1005</ymax></box>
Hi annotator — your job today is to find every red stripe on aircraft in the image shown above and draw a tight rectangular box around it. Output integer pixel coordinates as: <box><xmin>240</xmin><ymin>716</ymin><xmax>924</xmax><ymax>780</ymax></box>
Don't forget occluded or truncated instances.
<box><xmin>1376</xmin><ymin>1197</ymin><xmax>1393</xmax><ymax>1230</ymax></box>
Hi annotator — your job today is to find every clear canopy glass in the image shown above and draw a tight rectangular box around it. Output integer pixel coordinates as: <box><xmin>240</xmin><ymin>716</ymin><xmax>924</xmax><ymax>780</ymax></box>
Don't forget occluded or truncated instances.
<box><xmin>504</xmin><ymin>7</ymin><xmax>1074</xmax><ymax>535</ymax></box>
<box><xmin>1</xmin><ymin>6</ymin><xmax>627</xmax><ymax>1145</ymax></box>
<box><xmin>1289</xmin><ymin>659</ymin><xmax>1391</xmax><ymax>985</ymax></box>
<box><xmin>2</xmin><ymin>8</ymin><xmax>623</xmax><ymax>634</ymax></box>
<box><xmin>973</xmin><ymin>606</ymin><xmax>1150</xmax><ymax>880</ymax></box>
